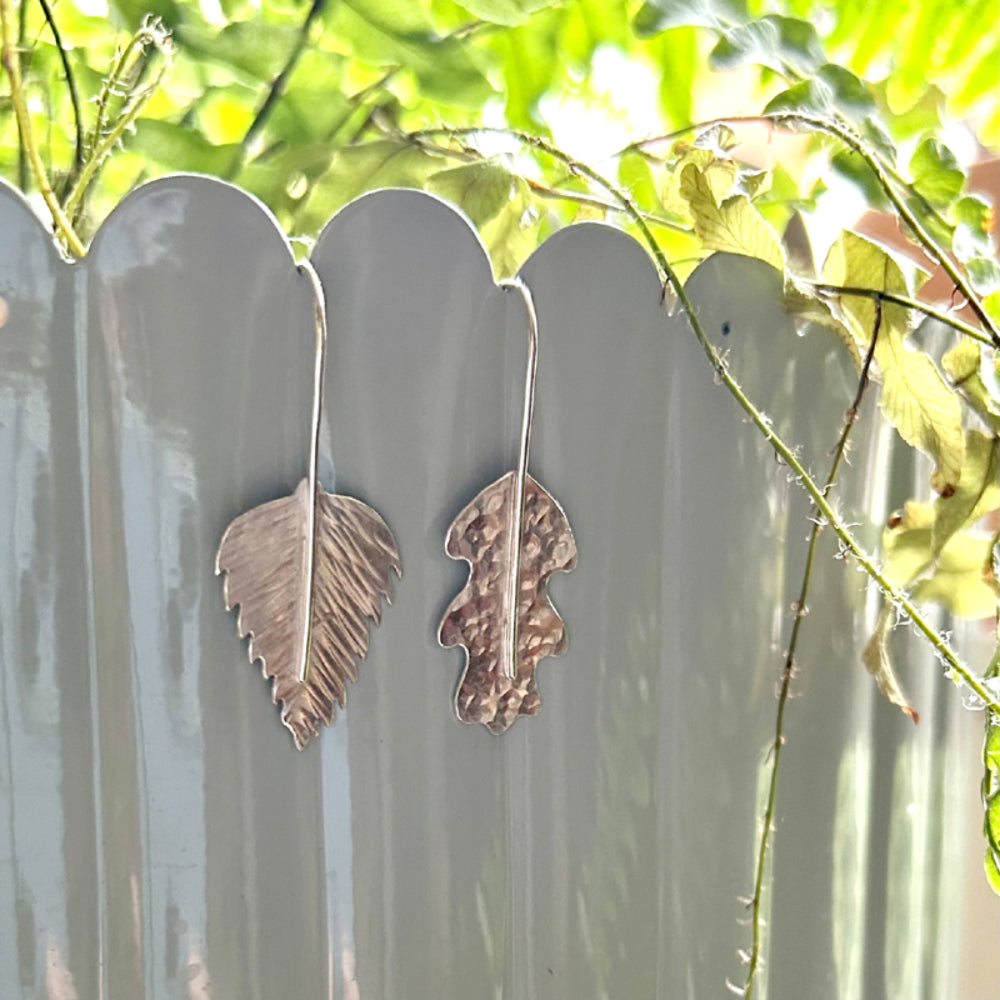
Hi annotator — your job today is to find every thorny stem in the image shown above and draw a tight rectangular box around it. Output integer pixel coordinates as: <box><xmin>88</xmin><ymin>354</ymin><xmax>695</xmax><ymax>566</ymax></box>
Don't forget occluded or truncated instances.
<box><xmin>403</xmin><ymin>125</ymin><xmax>1000</xmax><ymax>719</ymax></box>
<box><xmin>0</xmin><ymin>0</ymin><xmax>85</xmax><ymax>255</ymax></box>
<box><xmin>36</xmin><ymin>0</ymin><xmax>84</xmax><ymax>180</ymax></box>
<box><xmin>90</xmin><ymin>27</ymin><xmax>154</xmax><ymax>160</ymax></box>
<box><xmin>63</xmin><ymin>23</ymin><xmax>172</xmax><ymax>223</ymax></box>
<box><xmin>809</xmin><ymin>283</ymin><xmax>995</xmax><ymax>347</ymax></box>
<box><xmin>743</xmin><ymin>301</ymin><xmax>882</xmax><ymax>999</ymax></box>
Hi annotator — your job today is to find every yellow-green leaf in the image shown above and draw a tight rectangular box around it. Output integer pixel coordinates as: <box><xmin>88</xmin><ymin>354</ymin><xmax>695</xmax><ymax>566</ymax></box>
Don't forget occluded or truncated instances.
<box><xmin>942</xmin><ymin>336</ymin><xmax>1000</xmax><ymax>426</ymax></box>
<box><xmin>823</xmin><ymin>231</ymin><xmax>963</xmax><ymax>490</ymax></box>
<box><xmin>428</xmin><ymin>159</ymin><xmax>518</xmax><ymax>227</ymax></box>
<box><xmin>679</xmin><ymin>162</ymin><xmax>785</xmax><ymax>270</ymax></box>
<box><xmin>862</xmin><ymin>606</ymin><xmax>919</xmax><ymax>722</ymax></box>
<box><xmin>932</xmin><ymin>430</ymin><xmax>999</xmax><ymax>554</ymax></box>
<box><xmin>882</xmin><ymin>500</ymin><xmax>935</xmax><ymax>588</ymax></box>
<box><xmin>822</xmin><ymin>230</ymin><xmax>911</xmax><ymax>349</ymax></box>
<box><xmin>880</xmin><ymin>338</ymin><xmax>966</xmax><ymax>491</ymax></box>
<box><xmin>912</xmin><ymin>531</ymin><xmax>998</xmax><ymax>618</ymax></box>
<box><xmin>481</xmin><ymin>179</ymin><xmax>539</xmax><ymax>279</ymax></box>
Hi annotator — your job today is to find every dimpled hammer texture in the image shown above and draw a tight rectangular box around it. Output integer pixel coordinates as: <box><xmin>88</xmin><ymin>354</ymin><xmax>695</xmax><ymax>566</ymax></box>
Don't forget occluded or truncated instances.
<box><xmin>439</xmin><ymin>470</ymin><xmax>577</xmax><ymax>734</ymax></box>
<box><xmin>217</xmin><ymin>477</ymin><xmax>401</xmax><ymax>749</ymax></box>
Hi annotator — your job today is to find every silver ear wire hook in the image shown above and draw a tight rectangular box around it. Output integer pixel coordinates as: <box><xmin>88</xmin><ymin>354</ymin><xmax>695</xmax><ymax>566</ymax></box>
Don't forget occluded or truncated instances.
<box><xmin>296</xmin><ymin>260</ymin><xmax>328</xmax><ymax>684</ymax></box>
<box><xmin>499</xmin><ymin>277</ymin><xmax>539</xmax><ymax>681</ymax></box>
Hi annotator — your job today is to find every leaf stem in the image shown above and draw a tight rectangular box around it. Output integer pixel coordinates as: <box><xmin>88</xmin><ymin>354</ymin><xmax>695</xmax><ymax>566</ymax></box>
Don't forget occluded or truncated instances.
<box><xmin>0</xmin><ymin>0</ymin><xmax>85</xmax><ymax>255</ymax></box>
<box><xmin>743</xmin><ymin>301</ymin><xmax>882</xmax><ymax>999</ymax></box>
<box><xmin>403</xmin><ymin>125</ymin><xmax>999</xmax><ymax>716</ymax></box>
<box><xmin>808</xmin><ymin>283</ymin><xmax>994</xmax><ymax>346</ymax></box>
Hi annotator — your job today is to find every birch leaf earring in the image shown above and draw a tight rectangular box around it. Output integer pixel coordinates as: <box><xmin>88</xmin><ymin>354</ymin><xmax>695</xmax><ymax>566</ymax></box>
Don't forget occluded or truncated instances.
<box><xmin>439</xmin><ymin>278</ymin><xmax>577</xmax><ymax>735</ymax></box>
<box><xmin>216</xmin><ymin>262</ymin><xmax>401</xmax><ymax>749</ymax></box>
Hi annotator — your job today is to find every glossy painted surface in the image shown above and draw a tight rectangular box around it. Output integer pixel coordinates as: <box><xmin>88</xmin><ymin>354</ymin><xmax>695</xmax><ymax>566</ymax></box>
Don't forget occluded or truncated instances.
<box><xmin>0</xmin><ymin>176</ymin><xmax>991</xmax><ymax>999</ymax></box>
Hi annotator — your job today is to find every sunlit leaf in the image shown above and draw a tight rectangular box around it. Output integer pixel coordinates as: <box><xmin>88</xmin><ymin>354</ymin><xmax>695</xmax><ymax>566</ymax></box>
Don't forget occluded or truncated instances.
<box><xmin>175</xmin><ymin>19</ymin><xmax>303</xmax><ymax>80</ymax></box>
<box><xmin>129</xmin><ymin>119</ymin><xmax>242</xmax><ymax>174</ymax></box>
<box><xmin>931</xmin><ymin>430</ymin><xmax>999</xmax><ymax>555</ymax></box>
<box><xmin>710</xmin><ymin>15</ymin><xmax>825</xmax><ymax>75</ymax></box>
<box><xmin>679</xmin><ymin>163</ymin><xmax>784</xmax><ymax>270</ymax></box>
<box><xmin>480</xmin><ymin>180</ymin><xmax>540</xmax><ymax>278</ymax></box>
<box><xmin>941</xmin><ymin>336</ymin><xmax>1000</xmax><ymax>427</ymax></box>
<box><xmin>909</xmin><ymin>136</ymin><xmax>965</xmax><ymax>209</ymax></box>
<box><xmin>634</xmin><ymin>0</ymin><xmax>748</xmax><ymax>35</ymax></box>
<box><xmin>449</xmin><ymin>0</ymin><xmax>557</xmax><ymax>27</ymax></box>
<box><xmin>428</xmin><ymin>159</ymin><xmax>519</xmax><ymax>226</ymax></box>
<box><xmin>882</xmin><ymin>500</ymin><xmax>935</xmax><ymax>588</ymax></box>
<box><xmin>912</xmin><ymin>531</ymin><xmax>998</xmax><ymax>618</ymax></box>
<box><xmin>967</xmin><ymin>257</ymin><xmax>1000</xmax><ymax>297</ymax></box>
<box><xmin>823</xmin><ymin>231</ymin><xmax>964</xmax><ymax>490</ymax></box>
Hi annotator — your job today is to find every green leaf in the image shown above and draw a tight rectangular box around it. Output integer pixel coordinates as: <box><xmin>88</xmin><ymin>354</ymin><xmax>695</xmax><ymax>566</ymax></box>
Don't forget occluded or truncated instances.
<box><xmin>829</xmin><ymin>150</ymin><xmax>891</xmax><ymax>210</ymax></box>
<box><xmin>912</xmin><ymin>531</ymin><xmax>998</xmax><ymax>618</ymax></box>
<box><xmin>449</xmin><ymin>0</ymin><xmax>557</xmax><ymax>26</ymax></box>
<box><xmin>710</xmin><ymin>15</ymin><xmax>825</xmax><ymax>76</ymax></box>
<box><xmin>298</xmin><ymin>140</ymin><xmax>441</xmax><ymax>225</ymax></box>
<box><xmin>862</xmin><ymin>606</ymin><xmax>919</xmax><ymax>722</ymax></box>
<box><xmin>175</xmin><ymin>20</ymin><xmax>304</xmax><ymax>80</ymax></box>
<box><xmin>330</xmin><ymin>0</ymin><xmax>493</xmax><ymax>106</ymax></box>
<box><xmin>679</xmin><ymin>163</ymin><xmax>785</xmax><ymax>270</ymax></box>
<box><xmin>941</xmin><ymin>336</ymin><xmax>1000</xmax><ymax>427</ymax></box>
<box><xmin>128</xmin><ymin>119</ymin><xmax>242</xmax><ymax>175</ymax></box>
<box><xmin>909</xmin><ymin>136</ymin><xmax>965</xmax><ymax>209</ymax></box>
<box><xmin>882</xmin><ymin>500</ymin><xmax>935</xmax><ymax>588</ymax></box>
<box><xmin>480</xmin><ymin>179</ymin><xmax>540</xmax><ymax>278</ymax></box>
<box><xmin>633</xmin><ymin>0</ymin><xmax>747</xmax><ymax>35</ymax></box>
<box><xmin>764</xmin><ymin>64</ymin><xmax>873</xmax><ymax>120</ymax></box>
<box><xmin>931</xmin><ymin>430</ymin><xmax>999</xmax><ymax>554</ymax></box>
<box><xmin>428</xmin><ymin>160</ymin><xmax>518</xmax><ymax>227</ymax></box>
<box><xmin>967</xmin><ymin>257</ymin><xmax>1000</xmax><ymax>297</ymax></box>
<box><xmin>823</xmin><ymin>231</ymin><xmax>964</xmax><ymax>491</ymax></box>
<box><xmin>618</xmin><ymin>152</ymin><xmax>663</xmax><ymax>211</ymax></box>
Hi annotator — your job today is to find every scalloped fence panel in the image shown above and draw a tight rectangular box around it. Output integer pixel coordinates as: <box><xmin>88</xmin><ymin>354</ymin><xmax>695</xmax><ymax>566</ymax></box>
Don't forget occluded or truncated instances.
<box><xmin>0</xmin><ymin>175</ymin><xmax>991</xmax><ymax>1000</ymax></box>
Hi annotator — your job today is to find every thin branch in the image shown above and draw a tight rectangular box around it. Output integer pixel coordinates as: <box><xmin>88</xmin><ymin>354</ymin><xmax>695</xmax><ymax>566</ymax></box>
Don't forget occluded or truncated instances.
<box><xmin>233</xmin><ymin>0</ymin><xmax>328</xmax><ymax>172</ymax></box>
<box><xmin>743</xmin><ymin>301</ymin><xmax>882</xmax><ymax>999</ymax></box>
<box><xmin>36</xmin><ymin>0</ymin><xmax>83</xmax><ymax>179</ymax></box>
<box><xmin>403</xmin><ymin>125</ymin><xmax>1000</xmax><ymax>715</ymax></box>
<box><xmin>809</xmin><ymin>282</ymin><xmax>995</xmax><ymax>346</ymax></box>
<box><xmin>0</xmin><ymin>0</ymin><xmax>85</xmax><ymax>255</ymax></box>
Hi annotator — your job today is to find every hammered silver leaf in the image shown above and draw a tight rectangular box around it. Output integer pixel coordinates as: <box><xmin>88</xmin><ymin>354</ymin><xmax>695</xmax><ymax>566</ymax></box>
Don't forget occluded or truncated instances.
<box><xmin>216</xmin><ymin>477</ymin><xmax>401</xmax><ymax>749</ymax></box>
<box><xmin>439</xmin><ymin>471</ymin><xmax>577</xmax><ymax>734</ymax></box>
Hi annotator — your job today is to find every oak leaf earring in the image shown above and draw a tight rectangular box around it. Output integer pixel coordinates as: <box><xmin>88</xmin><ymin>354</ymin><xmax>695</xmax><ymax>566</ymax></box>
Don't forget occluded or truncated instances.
<box><xmin>438</xmin><ymin>277</ymin><xmax>577</xmax><ymax>735</ymax></box>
